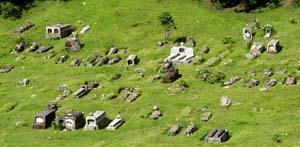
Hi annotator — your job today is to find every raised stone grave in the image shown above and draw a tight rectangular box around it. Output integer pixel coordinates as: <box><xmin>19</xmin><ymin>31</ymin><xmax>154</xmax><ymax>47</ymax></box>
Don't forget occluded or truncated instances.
<box><xmin>246</xmin><ymin>43</ymin><xmax>265</xmax><ymax>60</ymax></box>
<box><xmin>32</xmin><ymin>109</ymin><xmax>56</xmax><ymax>129</ymax></box>
<box><xmin>106</xmin><ymin>115</ymin><xmax>124</xmax><ymax>131</ymax></box>
<box><xmin>267</xmin><ymin>40</ymin><xmax>280</xmax><ymax>54</ymax></box>
<box><xmin>65</xmin><ymin>32</ymin><xmax>84</xmax><ymax>52</ymax></box>
<box><xmin>56</xmin><ymin>55</ymin><xmax>68</xmax><ymax>64</ymax></box>
<box><xmin>162</xmin><ymin>66</ymin><xmax>180</xmax><ymax>83</ymax></box>
<box><xmin>242</xmin><ymin>27</ymin><xmax>252</xmax><ymax>42</ymax></box>
<box><xmin>46</xmin><ymin>24</ymin><xmax>73</xmax><ymax>39</ymax></box>
<box><xmin>168</xmin><ymin>125</ymin><xmax>181</xmax><ymax>136</ymax></box>
<box><xmin>201</xmin><ymin>112</ymin><xmax>212</xmax><ymax>122</ymax></box>
<box><xmin>36</xmin><ymin>45</ymin><xmax>53</xmax><ymax>54</ymax></box>
<box><xmin>80</xmin><ymin>25</ymin><xmax>91</xmax><ymax>34</ymax></box>
<box><xmin>184</xmin><ymin>122</ymin><xmax>197</xmax><ymax>135</ymax></box>
<box><xmin>246</xmin><ymin>79</ymin><xmax>259</xmax><ymax>88</ymax></box>
<box><xmin>57</xmin><ymin>111</ymin><xmax>85</xmax><ymax>131</ymax></box>
<box><xmin>73</xmin><ymin>81</ymin><xmax>98</xmax><ymax>98</ymax></box>
<box><xmin>126</xmin><ymin>54</ymin><xmax>139</xmax><ymax>66</ymax></box>
<box><xmin>118</xmin><ymin>87</ymin><xmax>141</xmax><ymax>103</ymax></box>
<box><xmin>223</xmin><ymin>76</ymin><xmax>241</xmax><ymax>87</ymax></box>
<box><xmin>14</xmin><ymin>20</ymin><xmax>34</xmax><ymax>33</ymax></box>
<box><xmin>164</xmin><ymin>42</ymin><xmax>195</xmax><ymax>65</ymax></box>
<box><xmin>84</xmin><ymin>111</ymin><xmax>109</xmax><ymax>131</ymax></box>
<box><xmin>108</xmin><ymin>57</ymin><xmax>121</xmax><ymax>65</ymax></box>
<box><xmin>0</xmin><ymin>65</ymin><xmax>13</xmax><ymax>73</ymax></box>
<box><xmin>205</xmin><ymin>128</ymin><xmax>230</xmax><ymax>143</ymax></box>
<box><xmin>70</xmin><ymin>57</ymin><xmax>81</xmax><ymax>66</ymax></box>
<box><xmin>26</xmin><ymin>42</ymin><xmax>39</xmax><ymax>52</ymax></box>
<box><xmin>149</xmin><ymin>106</ymin><xmax>162</xmax><ymax>120</ymax></box>
<box><xmin>107</xmin><ymin>48</ymin><xmax>118</xmax><ymax>55</ymax></box>
<box><xmin>284</xmin><ymin>77</ymin><xmax>296</xmax><ymax>85</ymax></box>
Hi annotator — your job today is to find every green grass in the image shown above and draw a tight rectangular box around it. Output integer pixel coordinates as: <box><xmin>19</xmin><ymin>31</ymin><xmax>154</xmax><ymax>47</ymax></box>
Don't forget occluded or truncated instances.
<box><xmin>1</xmin><ymin>0</ymin><xmax>300</xmax><ymax>146</ymax></box>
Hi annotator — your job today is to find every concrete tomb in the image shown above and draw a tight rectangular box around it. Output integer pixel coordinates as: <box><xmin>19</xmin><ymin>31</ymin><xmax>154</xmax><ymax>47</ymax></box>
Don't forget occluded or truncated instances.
<box><xmin>149</xmin><ymin>106</ymin><xmax>162</xmax><ymax>120</ymax></box>
<box><xmin>164</xmin><ymin>42</ymin><xmax>195</xmax><ymax>65</ymax></box>
<box><xmin>246</xmin><ymin>79</ymin><xmax>259</xmax><ymax>88</ymax></box>
<box><xmin>242</xmin><ymin>28</ymin><xmax>252</xmax><ymax>42</ymax></box>
<box><xmin>126</xmin><ymin>54</ymin><xmax>139</xmax><ymax>66</ymax></box>
<box><xmin>14</xmin><ymin>20</ymin><xmax>34</xmax><ymax>33</ymax></box>
<box><xmin>168</xmin><ymin>125</ymin><xmax>181</xmax><ymax>136</ymax></box>
<box><xmin>205</xmin><ymin>128</ymin><xmax>230</xmax><ymax>144</ymax></box>
<box><xmin>223</xmin><ymin>76</ymin><xmax>241</xmax><ymax>87</ymax></box>
<box><xmin>284</xmin><ymin>77</ymin><xmax>296</xmax><ymax>85</ymax></box>
<box><xmin>0</xmin><ymin>65</ymin><xmax>13</xmax><ymax>73</ymax></box>
<box><xmin>162</xmin><ymin>66</ymin><xmax>180</xmax><ymax>83</ymax></box>
<box><xmin>267</xmin><ymin>40</ymin><xmax>280</xmax><ymax>54</ymax></box>
<box><xmin>107</xmin><ymin>47</ymin><xmax>118</xmax><ymax>55</ymax></box>
<box><xmin>56</xmin><ymin>55</ymin><xmax>68</xmax><ymax>64</ymax></box>
<box><xmin>80</xmin><ymin>25</ymin><xmax>91</xmax><ymax>34</ymax></box>
<box><xmin>246</xmin><ymin>43</ymin><xmax>265</xmax><ymax>60</ymax></box>
<box><xmin>26</xmin><ymin>42</ymin><xmax>40</xmax><ymax>52</ymax></box>
<box><xmin>201</xmin><ymin>112</ymin><xmax>212</xmax><ymax>122</ymax></box>
<box><xmin>84</xmin><ymin>111</ymin><xmax>109</xmax><ymax>131</ymax></box>
<box><xmin>65</xmin><ymin>32</ymin><xmax>84</xmax><ymax>52</ymax></box>
<box><xmin>264</xmin><ymin>25</ymin><xmax>272</xmax><ymax>38</ymax></box>
<box><xmin>46</xmin><ymin>24</ymin><xmax>73</xmax><ymax>39</ymax></box>
<box><xmin>73</xmin><ymin>81</ymin><xmax>99</xmax><ymax>98</ymax></box>
<box><xmin>13</xmin><ymin>42</ymin><xmax>26</xmax><ymax>53</ymax></box>
<box><xmin>32</xmin><ymin>109</ymin><xmax>56</xmax><ymax>129</ymax></box>
<box><xmin>118</xmin><ymin>87</ymin><xmax>141</xmax><ymax>103</ymax></box>
<box><xmin>70</xmin><ymin>57</ymin><xmax>81</xmax><ymax>66</ymax></box>
<box><xmin>57</xmin><ymin>111</ymin><xmax>85</xmax><ymax>131</ymax></box>
<box><xmin>106</xmin><ymin>115</ymin><xmax>124</xmax><ymax>131</ymax></box>
<box><xmin>184</xmin><ymin>122</ymin><xmax>197</xmax><ymax>135</ymax></box>
<box><xmin>36</xmin><ymin>45</ymin><xmax>53</xmax><ymax>54</ymax></box>
<box><xmin>108</xmin><ymin>57</ymin><xmax>121</xmax><ymax>65</ymax></box>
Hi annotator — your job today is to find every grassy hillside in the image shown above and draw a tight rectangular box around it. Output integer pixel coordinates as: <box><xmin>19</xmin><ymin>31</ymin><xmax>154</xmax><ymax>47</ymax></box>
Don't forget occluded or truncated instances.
<box><xmin>1</xmin><ymin>0</ymin><xmax>300</xmax><ymax>146</ymax></box>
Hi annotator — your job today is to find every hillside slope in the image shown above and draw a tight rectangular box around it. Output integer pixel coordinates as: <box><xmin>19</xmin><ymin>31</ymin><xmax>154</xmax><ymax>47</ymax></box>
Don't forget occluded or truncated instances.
<box><xmin>1</xmin><ymin>0</ymin><xmax>300</xmax><ymax>146</ymax></box>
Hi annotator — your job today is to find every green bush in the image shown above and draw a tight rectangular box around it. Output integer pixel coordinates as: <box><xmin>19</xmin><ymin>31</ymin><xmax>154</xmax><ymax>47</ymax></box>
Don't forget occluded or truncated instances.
<box><xmin>0</xmin><ymin>2</ymin><xmax>21</xmax><ymax>19</ymax></box>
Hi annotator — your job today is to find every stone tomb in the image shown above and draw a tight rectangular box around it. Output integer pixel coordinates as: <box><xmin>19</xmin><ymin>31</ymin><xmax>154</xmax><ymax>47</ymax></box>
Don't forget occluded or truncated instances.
<box><xmin>0</xmin><ymin>65</ymin><xmax>14</xmax><ymax>73</ymax></box>
<box><xmin>267</xmin><ymin>40</ymin><xmax>280</xmax><ymax>54</ymax></box>
<box><xmin>32</xmin><ymin>109</ymin><xmax>56</xmax><ymax>129</ymax></box>
<box><xmin>126</xmin><ymin>54</ymin><xmax>139</xmax><ymax>66</ymax></box>
<box><xmin>205</xmin><ymin>128</ymin><xmax>230</xmax><ymax>144</ymax></box>
<box><xmin>106</xmin><ymin>115</ymin><xmax>124</xmax><ymax>131</ymax></box>
<box><xmin>57</xmin><ymin>111</ymin><xmax>85</xmax><ymax>131</ymax></box>
<box><xmin>65</xmin><ymin>32</ymin><xmax>84</xmax><ymax>52</ymax></box>
<box><xmin>36</xmin><ymin>45</ymin><xmax>53</xmax><ymax>54</ymax></box>
<box><xmin>84</xmin><ymin>111</ymin><xmax>109</xmax><ymax>131</ymax></box>
<box><xmin>73</xmin><ymin>81</ymin><xmax>99</xmax><ymax>98</ymax></box>
<box><xmin>164</xmin><ymin>42</ymin><xmax>195</xmax><ymax>65</ymax></box>
<box><xmin>242</xmin><ymin>28</ymin><xmax>252</xmax><ymax>42</ymax></box>
<box><xmin>46</xmin><ymin>24</ymin><xmax>73</xmax><ymax>39</ymax></box>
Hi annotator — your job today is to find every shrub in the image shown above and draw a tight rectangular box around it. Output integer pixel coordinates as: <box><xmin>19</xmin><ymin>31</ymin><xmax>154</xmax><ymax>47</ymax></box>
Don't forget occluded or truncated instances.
<box><xmin>0</xmin><ymin>2</ymin><xmax>21</xmax><ymax>19</ymax></box>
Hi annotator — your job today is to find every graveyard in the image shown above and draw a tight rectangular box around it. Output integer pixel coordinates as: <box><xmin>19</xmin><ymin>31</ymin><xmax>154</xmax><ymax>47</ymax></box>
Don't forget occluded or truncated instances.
<box><xmin>1</xmin><ymin>0</ymin><xmax>300</xmax><ymax>146</ymax></box>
